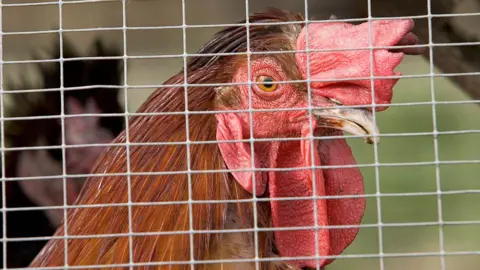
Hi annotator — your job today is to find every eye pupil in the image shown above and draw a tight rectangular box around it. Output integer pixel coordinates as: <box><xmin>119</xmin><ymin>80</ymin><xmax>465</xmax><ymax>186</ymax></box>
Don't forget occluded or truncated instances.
<box><xmin>256</xmin><ymin>76</ymin><xmax>277</xmax><ymax>92</ymax></box>
<box><xmin>262</xmin><ymin>77</ymin><xmax>273</xmax><ymax>88</ymax></box>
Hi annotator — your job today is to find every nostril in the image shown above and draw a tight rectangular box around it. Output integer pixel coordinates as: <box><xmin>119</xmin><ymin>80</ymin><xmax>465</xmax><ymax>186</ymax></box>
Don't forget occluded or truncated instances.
<box><xmin>327</xmin><ymin>97</ymin><xmax>343</xmax><ymax>105</ymax></box>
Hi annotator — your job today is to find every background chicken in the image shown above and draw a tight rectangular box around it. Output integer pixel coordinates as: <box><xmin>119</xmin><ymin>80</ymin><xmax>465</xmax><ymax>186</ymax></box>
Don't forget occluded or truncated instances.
<box><xmin>28</xmin><ymin>9</ymin><xmax>424</xmax><ymax>270</ymax></box>
<box><xmin>1</xmin><ymin>37</ymin><xmax>124</xmax><ymax>268</ymax></box>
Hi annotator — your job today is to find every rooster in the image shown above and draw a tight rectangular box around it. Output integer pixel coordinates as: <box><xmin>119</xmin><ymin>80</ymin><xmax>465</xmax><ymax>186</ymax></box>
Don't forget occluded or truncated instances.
<box><xmin>2</xmin><ymin>37</ymin><xmax>124</xmax><ymax>268</ymax></box>
<box><xmin>30</xmin><ymin>9</ymin><xmax>423</xmax><ymax>270</ymax></box>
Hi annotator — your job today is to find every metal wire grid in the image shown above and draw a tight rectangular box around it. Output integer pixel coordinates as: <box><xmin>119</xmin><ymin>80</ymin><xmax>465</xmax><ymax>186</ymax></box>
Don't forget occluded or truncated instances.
<box><xmin>0</xmin><ymin>0</ymin><xmax>479</xmax><ymax>269</ymax></box>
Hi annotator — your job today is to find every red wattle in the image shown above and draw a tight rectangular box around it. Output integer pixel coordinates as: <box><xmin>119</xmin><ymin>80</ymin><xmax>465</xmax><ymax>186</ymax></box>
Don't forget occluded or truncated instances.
<box><xmin>268</xmin><ymin>128</ymin><xmax>366</xmax><ymax>268</ymax></box>
<box><xmin>268</xmin><ymin>127</ymin><xmax>330</xmax><ymax>268</ymax></box>
<box><xmin>318</xmin><ymin>132</ymin><xmax>366</xmax><ymax>265</ymax></box>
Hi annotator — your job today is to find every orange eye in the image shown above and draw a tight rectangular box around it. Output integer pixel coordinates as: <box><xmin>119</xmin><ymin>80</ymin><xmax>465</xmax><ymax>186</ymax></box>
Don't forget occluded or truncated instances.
<box><xmin>256</xmin><ymin>75</ymin><xmax>277</xmax><ymax>92</ymax></box>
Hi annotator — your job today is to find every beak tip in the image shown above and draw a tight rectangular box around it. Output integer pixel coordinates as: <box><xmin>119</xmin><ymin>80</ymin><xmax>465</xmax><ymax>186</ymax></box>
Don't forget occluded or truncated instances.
<box><xmin>365</xmin><ymin>135</ymin><xmax>380</xmax><ymax>145</ymax></box>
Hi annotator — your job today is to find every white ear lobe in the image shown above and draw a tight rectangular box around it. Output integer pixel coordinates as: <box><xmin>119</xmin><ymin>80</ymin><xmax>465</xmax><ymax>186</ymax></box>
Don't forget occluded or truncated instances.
<box><xmin>66</xmin><ymin>96</ymin><xmax>85</xmax><ymax>115</ymax></box>
<box><xmin>84</xmin><ymin>98</ymin><xmax>102</xmax><ymax>127</ymax></box>
<box><xmin>63</xmin><ymin>97</ymin><xmax>102</xmax><ymax>132</ymax></box>
<box><xmin>85</xmin><ymin>98</ymin><xmax>101</xmax><ymax>114</ymax></box>
<box><xmin>64</xmin><ymin>97</ymin><xmax>89</xmax><ymax>143</ymax></box>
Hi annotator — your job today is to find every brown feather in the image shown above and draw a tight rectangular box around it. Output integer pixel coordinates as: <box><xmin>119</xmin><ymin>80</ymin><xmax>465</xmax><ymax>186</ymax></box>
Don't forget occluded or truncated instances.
<box><xmin>30</xmin><ymin>8</ymin><xmax>306</xmax><ymax>270</ymax></box>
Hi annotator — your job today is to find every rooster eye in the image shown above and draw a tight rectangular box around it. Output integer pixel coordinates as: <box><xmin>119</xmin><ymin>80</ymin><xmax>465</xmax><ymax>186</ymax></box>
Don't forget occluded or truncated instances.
<box><xmin>256</xmin><ymin>76</ymin><xmax>277</xmax><ymax>92</ymax></box>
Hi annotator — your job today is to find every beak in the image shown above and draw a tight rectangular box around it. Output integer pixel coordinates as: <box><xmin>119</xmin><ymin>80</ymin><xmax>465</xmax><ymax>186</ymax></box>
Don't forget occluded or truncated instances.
<box><xmin>312</xmin><ymin>107</ymin><xmax>380</xmax><ymax>144</ymax></box>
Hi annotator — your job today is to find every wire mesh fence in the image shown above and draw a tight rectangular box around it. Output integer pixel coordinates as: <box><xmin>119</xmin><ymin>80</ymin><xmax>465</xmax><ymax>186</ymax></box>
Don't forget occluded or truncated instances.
<box><xmin>0</xmin><ymin>0</ymin><xmax>479</xmax><ymax>269</ymax></box>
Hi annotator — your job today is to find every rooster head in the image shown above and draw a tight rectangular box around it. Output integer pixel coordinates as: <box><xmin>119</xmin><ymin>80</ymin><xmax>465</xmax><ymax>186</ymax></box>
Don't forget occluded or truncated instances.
<box><xmin>213</xmin><ymin>10</ymin><xmax>423</xmax><ymax>268</ymax></box>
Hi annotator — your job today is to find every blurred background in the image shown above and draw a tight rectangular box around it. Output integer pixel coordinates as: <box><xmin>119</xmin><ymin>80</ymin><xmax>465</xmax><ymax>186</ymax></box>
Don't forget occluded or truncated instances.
<box><xmin>2</xmin><ymin>0</ymin><xmax>480</xmax><ymax>269</ymax></box>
